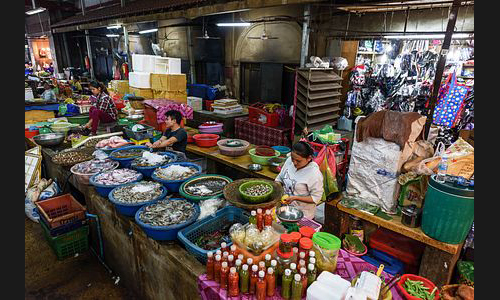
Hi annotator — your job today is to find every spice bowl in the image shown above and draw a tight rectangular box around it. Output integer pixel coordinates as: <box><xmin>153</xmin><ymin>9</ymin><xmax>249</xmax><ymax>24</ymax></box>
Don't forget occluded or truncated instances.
<box><xmin>239</xmin><ymin>180</ymin><xmax>274</xmax><ymax>204</ymax></box>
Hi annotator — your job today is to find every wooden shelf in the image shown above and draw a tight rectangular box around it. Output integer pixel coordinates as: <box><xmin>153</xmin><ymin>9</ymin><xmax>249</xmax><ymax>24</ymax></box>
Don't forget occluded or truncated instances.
<box><xmin>327</xmin><ymin>197</ymin><xmax>462</xmax><ymax>255</ymax></box>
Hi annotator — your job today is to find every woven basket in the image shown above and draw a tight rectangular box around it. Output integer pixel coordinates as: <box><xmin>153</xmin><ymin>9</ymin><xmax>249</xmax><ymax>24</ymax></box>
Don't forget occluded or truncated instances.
<box><xmin>52</xmin><ymin>148</ymin><xmax>94</xmax><ymax>167</ymax></box>
<box><xmin>223</xmin><ymin>178</ymin><xmax>283</xmax><ymax>211</ymax></box>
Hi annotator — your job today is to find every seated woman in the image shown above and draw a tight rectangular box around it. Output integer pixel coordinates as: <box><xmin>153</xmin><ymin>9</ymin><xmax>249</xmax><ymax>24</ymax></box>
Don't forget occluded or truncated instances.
<box><xmin>41</xmin><ymin>82</ymin><xmax>56</xmax><ymax>101</ymax></box>
<box><xmin>83</xmin><ymin>81</ymin><xmax>117</xmax><ymax>135</ymax></box>
<box><xmin>275</xmin><ymin>141</ymin><xmax>324</xmax><ymax>220</ymax></box>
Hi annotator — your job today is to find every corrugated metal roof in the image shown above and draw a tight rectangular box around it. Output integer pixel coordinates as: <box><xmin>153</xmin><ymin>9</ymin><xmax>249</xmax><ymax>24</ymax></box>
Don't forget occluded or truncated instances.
<box><xmin>51</xmin><ymin>0</ymin><xmax>207</xmax><ymax>28</ymax></box>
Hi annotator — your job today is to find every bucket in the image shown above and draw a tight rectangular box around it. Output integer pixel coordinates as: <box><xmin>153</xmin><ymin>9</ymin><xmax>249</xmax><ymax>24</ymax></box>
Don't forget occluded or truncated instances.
<box><xmin>421</xmin><ymin>175</ymin><xmax>474</xmax><ymax>244</ymax></box>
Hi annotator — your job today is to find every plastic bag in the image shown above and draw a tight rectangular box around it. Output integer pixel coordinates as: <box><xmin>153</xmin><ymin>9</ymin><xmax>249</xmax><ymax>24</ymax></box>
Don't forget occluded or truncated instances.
<box><xmin>197</xmin><ymin>197</ymin><xmax>226</xmax><ymax>221</ymax></box>
<box><xmin>25</xmin><ymin>179</ymin><xmax>60</xmax><ymax>223</ymax></box>
<box><xmin>313</xmin><ymin>145</ymin><xmax>339</xmax><ymax>202</ymax></box>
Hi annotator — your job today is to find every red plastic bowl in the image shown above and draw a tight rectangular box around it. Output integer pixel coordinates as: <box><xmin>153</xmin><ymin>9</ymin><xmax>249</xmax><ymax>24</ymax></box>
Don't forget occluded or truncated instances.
<box><xmin>25</xmin><ymin>129</ymin><xmax>39</xmax><ymax>139</ymax></box>
<box><xmin>193</xmin><ymin>134</ymin><xmax>219</xmax><ymax>147</ymax></box>
<box><xmin>397</xmin><ymin>274</ymin><xmax>440</xmax><ymax>300</ymax></box>
<box><xmin>187</xmin><ymin>135</ymin><xmax>195</xmax><ymax>144</ymax></box>
<box><xmin>343</xmin><ymin>243</ymin><xmax>368</xmax><ymax>257</ymax></box>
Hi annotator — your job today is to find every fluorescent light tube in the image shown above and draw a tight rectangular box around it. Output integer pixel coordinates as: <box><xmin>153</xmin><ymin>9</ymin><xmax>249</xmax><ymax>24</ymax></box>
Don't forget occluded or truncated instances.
<box><xmin>139</xmin><ymin>28</ymin><xmax>158</xmax><ymax>34</ymax></box>
<box><xmin>106</xmin><ymin>34</ymin><xmax>120</xmax><ymax>38</ymax></box>
<box><xmin>216</xmin><ymin>22</ymin><xmax>251</xmax><ymax>27</ymax></box>
<box><xmin>26</xmin><ymin>7</ymin><xmax>46</xmax><ymax>15</ymax></box>
<box><xmin>107</xmin><ymin>25</ymin><xmax>122</xmax><ymax>29</ymax></box>
<box><xmin>384</xmin><ymin>33</ymin><xmax>472</xmax><ymax>40</ymax></box>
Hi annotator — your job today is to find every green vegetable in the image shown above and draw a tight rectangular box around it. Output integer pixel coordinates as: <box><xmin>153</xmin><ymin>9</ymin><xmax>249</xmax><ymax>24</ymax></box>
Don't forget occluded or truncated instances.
<box><xmin>343</xmin><ymin>234</ymin><xmax>365</xmax><ymax>253</ymax></box>
<box><xmin>403</xmin><ymin>279</ymin><xmax>435</xmax><ymax>300</ymax></box>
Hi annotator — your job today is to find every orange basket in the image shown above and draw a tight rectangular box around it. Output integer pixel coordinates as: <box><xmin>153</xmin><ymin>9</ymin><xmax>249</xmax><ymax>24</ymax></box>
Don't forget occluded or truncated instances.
<box><xmin>35</xmin><ymin>194</ymin><xmax>87</xmax><ymax>229</ymax></box>
<box><xmin>234</xmin><ymin>241</ymin><xmax>279</xmax><ymax>264</ymax></box>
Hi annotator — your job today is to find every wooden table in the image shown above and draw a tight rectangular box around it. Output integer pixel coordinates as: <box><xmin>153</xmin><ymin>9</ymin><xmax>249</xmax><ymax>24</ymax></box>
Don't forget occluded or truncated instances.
<box><xmin>186</xmin><ymin>143</ymin><xmax>278</xmax><ymax>181</ymax></box>
<box><xmin>324</xmin><ymin>196</ymin><xmax>463</xmax><ymax>287</ymax></box>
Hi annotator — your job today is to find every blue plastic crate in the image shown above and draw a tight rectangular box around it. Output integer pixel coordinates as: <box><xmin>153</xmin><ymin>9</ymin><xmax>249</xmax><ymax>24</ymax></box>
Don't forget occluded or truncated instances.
<box><xmin>360</xmin><ymin>249</ymin><xmax>405</xmax><ymax>275</ymax></box>
<box><xmin>39</xmin><ymin>213</ymin><xmax>87</xmax><ymax>237</ymax></box>
<box><xmin>187</xmin><ymin>84</ymin><xmax>217</xmax><ymax>100</ymax></box>
<box><xmin>177</xmin><ymin>206</ymin><xmax>249</xmax><ymax>264</ymax></box>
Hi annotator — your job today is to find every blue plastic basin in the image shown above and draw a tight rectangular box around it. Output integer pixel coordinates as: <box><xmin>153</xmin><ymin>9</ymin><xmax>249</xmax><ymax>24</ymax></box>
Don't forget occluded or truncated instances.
<box><xmin>130</xmin><ymin>152</ymin><xmax>178</xmax><ymax>178</ymax></box>
<box><xmin>135</xmin><ymin>198</ymin><xmax>200</xmax><ymax>241</ymax></box>
<box><xmin>109</xmin><ymin>145</ymin><xmax>148</xmax><ymax>168</ymax></box>
<box><xmin>89</xmin><ymin>169</ymin><xmax>143</xmax><ymax>198</ymax></box>
<box><xmin>272</xmin><ymin>146</ymin><xmax>291</xmax><ymax>156</ymax></box>
<box><xmin>108</xmin><ymin>182</ymin><xmax>168</xmax><ymax>217</ymax></box>
<box><xmin>151</xmin><ymin>162</ymin><xmax>202</xmax><ymax>193</ymax></box>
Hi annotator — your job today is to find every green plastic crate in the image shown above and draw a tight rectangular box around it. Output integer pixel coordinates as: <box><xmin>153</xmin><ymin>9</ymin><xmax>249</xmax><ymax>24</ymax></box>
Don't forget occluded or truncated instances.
<box><xmin>40</xmin><ymin>220</ymin><xmax>89</xmax><ymax>260</ymax></box>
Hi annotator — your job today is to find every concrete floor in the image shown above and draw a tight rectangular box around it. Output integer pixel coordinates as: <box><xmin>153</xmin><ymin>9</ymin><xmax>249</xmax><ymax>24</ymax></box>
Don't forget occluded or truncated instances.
<box><xmin>25</xmin><ymin>218</ymin><xmax>136</xmax><ymax>299</ymax></box>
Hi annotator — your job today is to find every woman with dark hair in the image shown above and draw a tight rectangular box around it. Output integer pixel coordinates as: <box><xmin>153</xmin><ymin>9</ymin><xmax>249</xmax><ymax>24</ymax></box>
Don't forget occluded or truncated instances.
<box><xmin>83</xmin><ymin>81</ymin><xmax>117</xmax><ymax>135</ymax></box>
<box><xmin>275</xmin><ymin>141</ymin><xmax>324</xmax><ymax>219</ymax></box>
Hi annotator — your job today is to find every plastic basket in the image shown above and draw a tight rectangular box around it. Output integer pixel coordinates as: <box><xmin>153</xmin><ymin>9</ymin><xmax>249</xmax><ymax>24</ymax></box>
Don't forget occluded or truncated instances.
<box><xmin>35</xmin><ymin>194</ymin><xmax>87</xmax><ymax>229</ymax></box>
<box><xmin>123</xmin><ymin>124</ymin><xmax>156</xmax><ymax>141</ymax></box>
<box><xmin>298</xmin><ymin>217</ymin><xmax>323</xmax><ymax>232</ymax></box>
<box><xmin>40</xmin><ymin>221</ymin><xmax>89</xmax><ymax>260</ymax></box>
<box><xmin>39</xmin><ymin>213</ymin><xmax>87</xmax><ymax>237</ymax></box>
<box><xmin>177</xmin><ymin>206</ymin><xmax>249</xmax><ymax>264</ymax></box>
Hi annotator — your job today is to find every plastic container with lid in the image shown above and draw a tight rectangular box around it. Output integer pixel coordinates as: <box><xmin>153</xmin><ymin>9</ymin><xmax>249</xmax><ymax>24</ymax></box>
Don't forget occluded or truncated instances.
<box><xmin>276</xmin><ymin>249</ymin><xmax>294</xmax><ymax>280</ymax></box>
<box><xmin>280</xmin><ymin>234</ymin><xmax>293</xmax><ymax>253</ymax></box>
<box><xmin>299</xmin><ymin>237</ymin><xmax>313</xmax><ymax>262</ymax></box>
<box><xmin>299</xmin><ymin>226</ymin><xmax>315</xmax><ymax>239</ymax></box>
<box><xmin>312</xmin><ymin>232</ymin><xmax>341</xmax><ymax>273</ymax></box>
<box><xmin>289</xmin><ymin>231</ymin><xmax>302</xmax><ymax>247</ymax></box>
<box><xmin>401</xmin><ymin>204</ymin><xmax>422</xmax><ymax>228</ymax></box>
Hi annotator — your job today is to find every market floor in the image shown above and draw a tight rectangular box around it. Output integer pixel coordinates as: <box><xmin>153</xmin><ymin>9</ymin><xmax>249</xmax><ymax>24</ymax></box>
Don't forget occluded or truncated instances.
<box><xmin>25</xmin><ymin>218</ymin><xmax>136</xmax><ymax>299</ymax></box>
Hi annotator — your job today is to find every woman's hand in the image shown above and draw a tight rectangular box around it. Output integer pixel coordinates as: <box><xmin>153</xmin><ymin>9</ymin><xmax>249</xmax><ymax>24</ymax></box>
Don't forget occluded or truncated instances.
<box><xmin>282</xmin><ymin>195</ymin><xmax>295</xmax><ymax>205</ymax></box>
<box><xmin>145</xmin><ymin>142</ymin><xmax>153</xmax><ymax>148</ymax></box>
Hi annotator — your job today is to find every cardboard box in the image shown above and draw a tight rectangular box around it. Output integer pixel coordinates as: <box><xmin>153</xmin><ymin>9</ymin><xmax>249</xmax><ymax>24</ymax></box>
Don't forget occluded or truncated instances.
<box><xmin>151</xmin><ymin>74</ymin><xmax>186</xmax><ymax>92</ymax></box>
<box><xmin>152</xmin><ymin>90</ymin><xmax>187</xmax><ymax>103</ymax></box>
<box><xmin>110</xmin><ymin>80</ymin><xmax>129</xmax><ymax>95</ymax></box>
<box><xmin>129</xmin><ymin>87</ymin><xmax>153</xmax><ymax>99</ymax></box>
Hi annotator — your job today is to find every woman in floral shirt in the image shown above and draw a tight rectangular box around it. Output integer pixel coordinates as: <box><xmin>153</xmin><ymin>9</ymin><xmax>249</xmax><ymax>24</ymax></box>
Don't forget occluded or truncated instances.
<box><xmin>84</xmin><ymin>81</ymin><xmax>117</xmax><ymax>135</ymax></box>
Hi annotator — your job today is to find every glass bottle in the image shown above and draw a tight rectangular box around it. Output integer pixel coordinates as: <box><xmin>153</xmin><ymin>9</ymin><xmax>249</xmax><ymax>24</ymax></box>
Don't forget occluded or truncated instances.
<box><xmin>228</xmin><ymin>255</ymin><xmax>235</xmax><ymax>268</ymax></box>
<box><xmin>266</xmin><ymin>267</ymin><xmax>276</xmax><ymax>297</ymax></box>
<box><xmin>299</xmin><ymin>267</ymin><xmax>308</xmax><ymax>297</ymax></box>
<box><xmin>214</xmin><ymin>255</ymin><xmax>222</xmax><ymax>283</ymax></box>
<box><xmin>281</xmin><ymin>269</ymin><xmax>292</xmax><ymax>300</ymax></box>
<box><xmin>249</xmin><ymin>210</ymin><xmax>257</xmax><ymax>225</ymax></box>
<box><xmin>264</xmin><ymin>209</ymin><xmax>273</xmax><ymax>227</ymax></box>
<box><xmin>220</xmin><ymin>262</ymin><xmax>229</xmax><ymax>290</ymax></box>
<box><xmin>206</xmin><ymin>251</ymin><xmax>214</xmax><ymax>280</ymax></box>
<box><xmin>307</xmin><ymin>263</ymin><xmax>317</xmax><ymax>288</ymax></box>
<box><xmin>228</xmin><ymin>267</ymin><xmax>239</xmax><ymax>297</ymax></box>
<box><xmin>230</xmin><ymin>244</ymin><xmax>238</xmax><ymax>258</ymax></box>
<box><xmin>249</xmin><ymin>264</ymin><xmax>259</xmax><ymax>294</ymax></box>
<box><xmin>256</xmin><ymin>208</ymin><xmax>264</xmax><ymax>231</ymax></box>
<box><xmin>256</xmin><ymin>271</ymin><xmax>267</xmax><ymax>300</ymax></box>
<box><xmin>240</xmin><ymin>264</ymin><xmax>249</xmax><ymax>294</ymax></box>
<box><xmin>299</xmin><ymin>238</ymin><xmax>312</xmax><ymax>262</ymax></box>
<box><xmin>349</xmin><ymin>215</ymin><xmax>364</xmax><ymax>242</ymax></box>
<box><xmin>265</xmin><ymin>254</ymin><xmax>272</xmax><ymax>269</ymax></box>
<box><xmin>221</xmin><ymin>242</ymin><xmax>228</xmax><ymax>254</ymax></box>
<box><xmin>291</xmin><ymin>274</ymin><xmax>303</xmax><ymax>300</ymax></box>
<box><xmin>235</xmin><ymin>259</ymin><xmax>242</xmax><ymax>274</ymax></box>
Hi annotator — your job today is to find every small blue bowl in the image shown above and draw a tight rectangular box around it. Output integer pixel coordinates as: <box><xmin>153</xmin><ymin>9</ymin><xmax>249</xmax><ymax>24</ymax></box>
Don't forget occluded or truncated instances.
<box><xmin>108</xmin><ymin>182</ymin><xmax>168</xmax><ymax>217</ymax></box>
<box><xmin>109</xmin><ymin>145</ymin><xmax>148</xmax><ymax>168</ymax></box>
<box><xmin>272</xmin><ymin>146</ymin><xmax>291</xmax><ymax>156</ymax></box>
<box><xmin>151</xmin><ymin>162</ymin><xmax>202</xmax><ymax>194</ymax></box>
<box><xmin>135</xmin><ymin>198</ymin><xmax>201</xmax><ymax>241</ymax></box>
<box><xmin>89</xmin><ymin>169</ymin><xmax>143</xmax><ymax>198</ymax></box>
<box><xmin>130</xmin><ymin>152</ymin><xmax>178</xmax><ymax>178</ymax></box>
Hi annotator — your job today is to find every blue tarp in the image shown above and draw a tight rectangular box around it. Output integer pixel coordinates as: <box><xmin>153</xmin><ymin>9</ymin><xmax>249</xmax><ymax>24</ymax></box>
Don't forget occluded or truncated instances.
<box><xmin>25</xmin><ymin>104</ymin><xmax>60</xmax><ymax>111</ymax></box>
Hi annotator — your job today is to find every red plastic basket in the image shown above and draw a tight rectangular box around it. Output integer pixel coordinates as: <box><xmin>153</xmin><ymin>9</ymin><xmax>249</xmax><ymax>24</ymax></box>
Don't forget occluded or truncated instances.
<box><xmin>25</xmin><ymin>129</ymin><xmax>39</xmax><ymax>139</ymax></box>
<box><xmin>248</xmin><ymin>104</ymin><xmax>280</xmax><ymax>127</ymax></box>
<box><xmin>35</xmin><ymin>194</ymin><xmax>87</xmax><ymax>229</ymax></box>
<box><xmin>397</xmin><ymin>274</ymin><xmax>440</xmax><ymax>300</ymax></box>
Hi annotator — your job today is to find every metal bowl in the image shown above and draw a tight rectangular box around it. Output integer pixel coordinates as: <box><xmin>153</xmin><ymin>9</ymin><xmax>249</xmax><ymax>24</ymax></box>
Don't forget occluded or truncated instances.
<box><xmin>276</xmin><ymin>205</ymin><xmax>304</xmax><ymax>223</ymax></box>
<box><xmin>248</xmin><ymin>163</ymin><xmax>263</xmax><ymax>172</ymax></box>
<box><xmin>33</xmin><ymin>133</ymin><xmax>66</xmax><ymax>147</ymax></box>
<box><xmin>127</xmin><ymin>114</ymin><xmax>144</xmax><ymax>122</ymax></box>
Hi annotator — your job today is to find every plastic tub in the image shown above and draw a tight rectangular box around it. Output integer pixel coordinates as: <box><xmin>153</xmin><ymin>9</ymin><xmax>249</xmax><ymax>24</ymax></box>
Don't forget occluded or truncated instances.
<box><xmin>193</xmin><ymin>134</ymin><xmax>219</xmax><ymax>148</ymax></box>
<box><xmin>272</xmin><ymin>146</ymin><xmax>291</xmax><ymax>157</ymax></box>
<box><xmin>239</xmin><ymin>180</ymin><xmax>274</xmax><ymax>204</ymax></box>
<box><xmin>248</xmin><ymin>148</ymin><xmax>280</xmax><ymax>166</ymax></box>
<box><xmin>108</xmin><ymin>183</ymin><xmax>168</xmax><ymax>217</ymax></box>
<box><xmin>217</xmin><ymin>139</ymin><xmax>250</xmax><ymax>157</ymax></box>
<box><xmin>130</xmin><ymin>152</ymin><xmax>178</xmax><ymax>178</ymax></box>
<box><xmin>179</xmin><ymin>174</ymin><xmax>233</xmax><ymax>203</ymax></box>
<box><xmin>89</xmin><ymin>169</ymin><xmax>143</xmax><ymax>198</ymax></box>
<box><xmin>67</xmin><ymin>115</ymin><xmax>90</xmax><ymax>125</ymax></box>
<box><xmin>109</xmin><ymin>145</ymin><xmax>148</xmax><ymax>168</ymax></box>
<box><xmin>198</xmin><ymin>123</ymin><xmax>223</xmax><ymax>134</ymax></box>
<box><xmin>35</xmin><ymin>194</ymin><xmax>87</xmax><ymax>229</ymax></box>
<box><xmin>151</xmin><ymin>162</ymin><xmax>202</xmax><ymax>193</ymax></box>
<box><xmin>312</xmin><ymin>232</ymin><xmax>341</xmax><ymax>273</ymax></box>
<box><xmin>70</xmin><ymin>160</ymin><xmax>120</xmax><ymax>185</ymax></box>
<box><xmin>135</xmin><ymin>199</ymin><xmax>200</xmax><ymax>241</ymax></box>
<box><xmin>396</xmin><ymin>274</ymin><xmax>440</xmax><ymax>300</ymax></box>
<box><xmin>25</xmin><ymin>128</ymin><xmax>39</xmax><ymax>139</ymax></box>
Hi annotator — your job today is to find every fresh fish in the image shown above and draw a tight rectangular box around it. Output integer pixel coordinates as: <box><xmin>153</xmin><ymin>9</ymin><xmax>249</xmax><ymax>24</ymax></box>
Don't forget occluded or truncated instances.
<box><xmin>93</xmin><ymin>169</ymin><xmax>141</xmax><ymax>185</ymax></box>
<box><xmin>184</xmin><ymin>178</ymin><xmax>228</xmax><ymax>196</ymax></box>
<box><xmin>72</xmin><ymin>159</ymin><xmax>117</xmax><ymax>175</ymax></box>
<box><xmin>112</xmin><ymin>181</ymin><xmax>163</xmax><ymax>204</ymax></box>
<box><xmin>138</xmin><ymin>199</ymin><xmax>196</xmax><ymax>226</ymax></box>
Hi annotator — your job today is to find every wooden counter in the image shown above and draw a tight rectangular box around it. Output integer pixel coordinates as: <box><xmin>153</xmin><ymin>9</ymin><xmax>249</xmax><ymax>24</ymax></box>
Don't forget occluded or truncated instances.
<box><xmin>186</xmin><ymin>143</ymin><xmax>278</xmax><ymax>181</ymax></box>
<box><xmin>324</xmin><ymin>195</ymin><xmax>463</xmax><ymax>287</ymax></box>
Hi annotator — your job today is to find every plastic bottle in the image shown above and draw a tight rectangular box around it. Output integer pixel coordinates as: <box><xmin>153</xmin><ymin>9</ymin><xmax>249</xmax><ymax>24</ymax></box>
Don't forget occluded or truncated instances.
<box><xmin>270</xmin><ymin>260</ymin><xmax>277</xmax><ymax>273</ymax></box>
<box><xmin>300</xmin><ymin>267</ymin><xmax>308</xmax><ymax>297</ymax></box>
<box><xmin>436</xmin><ymin>156</ymin><xmax>448</xmax><ymax>183</ymax></box>
<box><xmin>206</xmin><ymin>251</ymin><xmax>214</xmax><ymax>280</ymax></box>
<box><xmin>222</xmin><ymin>251</ymin><xmax>229</xmax><ymax>263</ymax></box>
<box><xmin>256</xmin><ymin>271</ymin><xmax>267</xmax><ymax>300</ymax></box>
<box><xmin>266</xmin><ymin>267</ymin><xmax>276</xmax><ymax>297</ymax></box>
<box><xmin>216</xmin><ymin>249</ymin><xmax>222</xmax><ymax>257</ymax></box>
<box><xmin>235</xmin><ymin>259</ymin><xmax>242</xmax><ymax>274</ymax></box>
<box><xmin>307</xmin><ymin>263</ymin><xmax>317</xmax><ymax>287</ymax></box>
<box><xmin>298</xmin><ymin>251</ymin><xmax>306</xmax><ymax>264</ymax></box>
<box><xmin>250</xmin><ymin>264</ymin><xmax>259</xmax><ymax>294</ymax></box>
<box><xmin>292</xmin><ymin>247</ymin><xmax>299</xmax><ymax>262</ymax></box>
<box><xmin>238</xmin><ymin>254</ymin><xmax>245</xmax><ymax>262</ymax></box>
<box><xmin>265</xmin><ymin>254</ymin><xmax>272</xmax><ymax>269</ymax></box>
<box><xmin>220</xmin><ymin>262</ymin><xmax>229</xmax><ymax>290</ymax></box>
<box><xmin>290</xmin><ymin>263</ymin><xmax>297</xmax><ymax>277</ymax></box>
<box><xmin>299</xmin><ymin>238</ymin><xmax>313</xmax><ymax>262</ymax></box>
<box><xmin>259</xmin><ymin>261</ymin><xmax>267</xmax><ymax>274</ymax></box>
<box><xmin>228</xmin><ymin>255</ymin><xmax>235</xmax><ymax>268</ymax></box>
<box><xmin>291</xmin><ymin>274</ymin><xmax>303</xmax><ymax>300</ymax></box>
<box><xmin>247</xmin><ymin>258</ymin><xmax>254</xmax><ymax>268</ymax></box>
<box><xmin>214</xmin><ymin>255</ymin><xmax>222</xmax><ymax>283</ymax></box>
<box><xmin>240</xmin><ymin>264</ymin><xmax>249</xmax><ymax>294</ymax></box>
<box><xmin>230</xmin><ymin>244</ymin><xmax>238</xmax><ymax>258</ymax></box>
<box><xmin>264</xmin><ymin>209</ymin><xmax>273</xmax><ymax>227</ymax></box>
<box><xmin>281</xmin><ymin>269</ymin><xmax>292</xmax><ymax>299</ymax></box>
<box><xmin>309</xmin><ymin>250</ymin><xmax>316</xmax><ymax>260</ymax></box>
<box><xmin>249</xmin><ymin>210</ymin><xmax>257</xmax><ymax>225</ymax></box>
<box><xmin>221</xmin><ymin>242</ymin><xmax>228</xmax><ymax>253</ymax></box>
<box><xmin>309</xmin><ymin>257</ymin><xmax>316</xmax><ymax>266</ymax></box>
<box><xmin>298</xmin><ymin>259</ymin><xmax>306</xmax><ymax>270</ymax></box>
<box><xmin>228</xmin><ymin>267</ymin><xmax>240</xmax><ymax>297</ymax></box>
<box><xmin>256</xmin><ymin>208</ymin><xmax>264</xmax><ymax>231</ymax></box>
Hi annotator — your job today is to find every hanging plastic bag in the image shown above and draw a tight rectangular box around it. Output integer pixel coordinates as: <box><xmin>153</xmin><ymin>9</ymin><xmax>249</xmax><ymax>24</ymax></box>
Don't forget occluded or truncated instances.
<box><xmin>313</xmin><ymin>145</ymin><xmax>339</xmax><ymax>202</ymax></box>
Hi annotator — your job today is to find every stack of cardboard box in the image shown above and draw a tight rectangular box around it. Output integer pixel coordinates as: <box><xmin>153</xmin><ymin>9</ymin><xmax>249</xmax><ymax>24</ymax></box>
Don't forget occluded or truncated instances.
<box><xmin>211</xmin><ymin>99</ymin><xmax>243</xmax><ymax>114</ymax></box>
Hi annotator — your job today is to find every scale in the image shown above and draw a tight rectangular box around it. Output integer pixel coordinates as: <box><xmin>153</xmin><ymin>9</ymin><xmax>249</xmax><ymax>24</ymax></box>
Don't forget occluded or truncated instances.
<box><xmin>130</xmin><ymin>138</ymin><xmax>150</xmax><ymax>145</ymax></box>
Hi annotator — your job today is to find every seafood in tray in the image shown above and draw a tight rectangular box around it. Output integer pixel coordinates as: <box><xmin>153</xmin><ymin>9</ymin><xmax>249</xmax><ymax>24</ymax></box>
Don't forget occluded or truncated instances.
<box><xmin>137</xmin><ymin>199</ymin><xmax>196</xmax><ymax>226</ymax></box>
<box><xmin>93</xmin><ymin>169</ymin><xmax>141</xmax><ymax>185</ymax></box>
<box><xmin>131</xmin><ymin>152</ymin><xmax>173</xmax><ymax>167</ymax></box>
<box><xmin>52</xmin><ymin>150</ymin><xmax>93</xmax><ymax>166</ymax></box>
<box><xmin>185</xmin><ymin>178</ymin><xmax>229</xmax><ymax>196</ymax></box>
<box><xmin>154</xmin><ymin>165</ymin><xmax>198</xmax><ymax>181</ymax></box>
<box><xmin>110</xmin><ymin>148</ymin><xmax>146</xmax><ymax>159</ymax></box>
<box><xmin>95</xmin><ymin>136</ymin><xmax>131</xmax><ymax>149</ymax></box>
<box><xmin>111</xmin><ymin>181</ymin><xmax>164</xmax><ymax>204</ymax></box>
<box><xmin>71</xmin><ymin>159</ymin><xmax>118</xmax><ymax>175</ymax></box>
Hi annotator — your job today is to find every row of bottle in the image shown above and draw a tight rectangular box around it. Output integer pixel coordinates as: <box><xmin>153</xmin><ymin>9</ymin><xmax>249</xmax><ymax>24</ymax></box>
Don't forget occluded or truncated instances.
<box><xmin>248</xmin><ymin>208</ymin><xmax>273</xmax><ymax>231</ymax></box>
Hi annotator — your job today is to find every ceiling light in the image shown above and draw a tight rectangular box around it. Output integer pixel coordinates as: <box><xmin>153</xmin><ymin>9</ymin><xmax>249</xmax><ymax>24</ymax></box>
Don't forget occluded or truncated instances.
<box><xmin>106</xmin><ymin>34</ymin><xmax>120</xmax><ymax>38</ymax></box>
<box><xmin>107</xmin><ymin>25</ymin><xmax>122</xmax><ymax>29</ymax></box>
<box><xmin>216</xmin><ymin>22</ymin><xmax>251</xmax><ymax>27</ymax></box>
<box><xmin>384</xmin><ymin>33</ymin><xmax>472</xmax><ymax>40</ymax></box>
<box><xmin>26</xmin><ymin>7</ymin><xmax>46</xmax><ymax>15</ymax></box>
<box><xmin>139</xmin><ymin>28</ymin><xmax>158</xmax><ymax>34</ymax></box>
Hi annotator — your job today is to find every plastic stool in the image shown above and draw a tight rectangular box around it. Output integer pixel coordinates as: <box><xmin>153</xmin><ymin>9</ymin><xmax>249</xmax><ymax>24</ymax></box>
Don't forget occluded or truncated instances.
<box><xmin>98</xmin><ymin>121</ymin><xmax>118</xmax><ymax>134</ymax></box>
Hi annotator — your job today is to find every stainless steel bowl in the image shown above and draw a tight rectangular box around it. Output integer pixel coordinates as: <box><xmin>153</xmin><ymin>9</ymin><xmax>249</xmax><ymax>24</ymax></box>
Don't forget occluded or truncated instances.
<box><xmin>33</xmin><ymin>133</ymin><xmax>66</xmax><ymax>147</ymax></box>
<box><xmin>248</xmin><ymin>163</ymin><xmax>263</xmax><ymax>172</ymax></box>
<box><xmin>127</xmin><ymin>114</ymin><xmax>144</xmax><ymax>122</ymax></box>
<box><xmin>276</xmin><ymin>205</ymin><xmax>304</xmax><ymax>223</ymax></box>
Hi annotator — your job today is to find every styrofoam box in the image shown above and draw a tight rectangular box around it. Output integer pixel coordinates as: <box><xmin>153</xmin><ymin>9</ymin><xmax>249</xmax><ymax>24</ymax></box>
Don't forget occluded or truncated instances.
<box><xmin>25</xmin><ymin>88</ymin><xmax>34</xmax><ymax>101</ymax></box>
<box><xmin>154</xmin><ymin>57</ymin><xmax>181</xmax><ymax>74</ymax></box>
<box><xmin>129</xmin><ymin>72</ymin><xmax>151</xmax><ymax>89</ymax></box>
<box><xmin>132</xmin><ymin>54</ymin><xmax>156</xmax><ymax>73</ymax></box>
